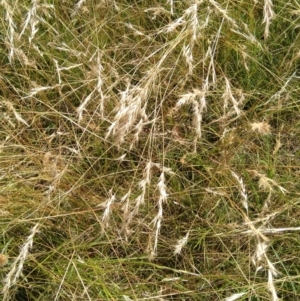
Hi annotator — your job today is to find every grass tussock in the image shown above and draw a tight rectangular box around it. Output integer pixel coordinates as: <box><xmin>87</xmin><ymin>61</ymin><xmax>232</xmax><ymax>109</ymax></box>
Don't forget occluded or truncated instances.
<box><xmin>0</xmin><ymin>0</ymin><xmax>300</xmax><ymax>300</ymax></box>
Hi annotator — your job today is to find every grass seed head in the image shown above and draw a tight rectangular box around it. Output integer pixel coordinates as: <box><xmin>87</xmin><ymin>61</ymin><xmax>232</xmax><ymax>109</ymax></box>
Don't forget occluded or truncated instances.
<box><xmin>0</xmin><ymin>254</ymin><xmax>8</xmax><ymax>267</ymax></box>
<box><xmin>250</xmin><ymin>121</ymin><xmax>271</xmax><ymax>135</ymax></box>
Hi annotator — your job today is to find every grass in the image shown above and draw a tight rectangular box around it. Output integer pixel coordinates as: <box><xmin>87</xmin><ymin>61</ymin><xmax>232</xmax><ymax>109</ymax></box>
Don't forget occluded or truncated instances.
<box><xmin>0</xmin><ymin>0</ymin><xmax>300</xmax><ymax>300</ymax></box>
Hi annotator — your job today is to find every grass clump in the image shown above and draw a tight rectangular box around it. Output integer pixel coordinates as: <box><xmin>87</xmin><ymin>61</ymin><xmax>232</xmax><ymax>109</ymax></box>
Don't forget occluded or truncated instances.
<box><xmin>1</xmin><ymin>0</ymin><xmax>300</xmax><ymax>300</ymax></box>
